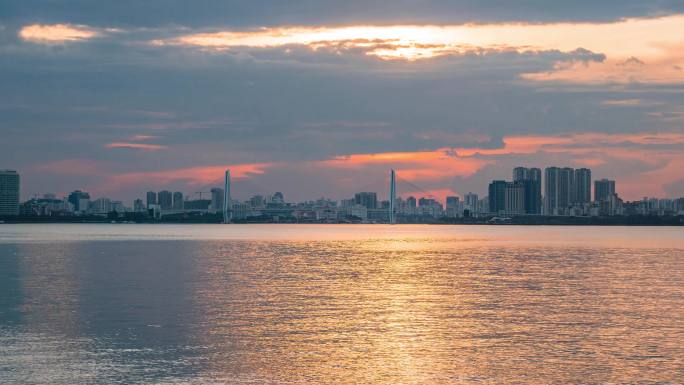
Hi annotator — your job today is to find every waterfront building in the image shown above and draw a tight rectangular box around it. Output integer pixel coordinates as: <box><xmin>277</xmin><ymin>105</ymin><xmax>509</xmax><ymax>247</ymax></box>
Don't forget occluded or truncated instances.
<box><xmin>417</xmin><ymin>198</ymin><xmax>443</xmax><ymax>218</ymax></box>
<box><xmin>20</xmin><ymin>197</ymin><xmax>71</xmax><ymax>216</ymax></box>
<box><xmin>158</xmin><ymin>190</ymin><xmax>173</xmax><ymax>210</ymax></box>
<box><xmin>488</xmin><ymin>180</ymin><xmax>507</xmax><ymax>214</ymax></box>
<box><xmin>172</xmin><ymin>191</ymin><xmax>184</xmax><ymax>210</ymax></box>
<box><xmin>354</xmin><ymin>192</ymin><xmax>378</xmax><ymax>209</ymax></box>
<box><xmin>232</xmin><ymin>202</ymin><xmax>248</xmax><ymax>220</ymax></box>
<box><xmin>250</xmin><ymin>195</ymin><xmax>266</xmax><ymax>208</ymax></box>
<box><xmin>67</xmin><ymin>190</ymin><xmax>91</xmax><ymax>213</ymax></box>
<box><xmin>675</xmin><ymin>198</ymin><xmax>684</xmax><ymax>214</ymax></box>
<box><xmin>464</xmin><ymin>192</ymin><xmax>479</xmax><ymax>213</ymax></box>
<box><xmin>504</xmin><ymin>182</ymin><xmax>525</xmax><ymax>215</ymax></box>
<box><xmin>559</xmin><ymin>167</ymin><xmax>575</xmax><ymax>214</ymax></box>
<box><xmin>595</xmin><ymin>179</ymin><xmax>616</xmax><ymax>202</ymax></box>
<box><xmin>0</xmin><ymin>170</ymin><xmax>20</xmax><ymax>216</ymax></box>
<box><xmin>478</xmin><ymin>196</ymin><xmax>489</xmax><ymax>214</ymax></box>
<box><xmin>211</xmin><ymin>188</ymin><xmax>224</xmax><ymax>212</ymax></box>
<box><xmin>184</xmin><ymin>199</ymin><xmax>211</xmax><ymax>210</ymax></box>
<box><xmin>544</xmin><ymin>167</ymin><xmax>574</xmax><ymax>215</ymax></box>
<box><xmin>89</xmin><ymin>197</ymin><xmax>112</xmax><ymax>215</ymax></box>
<box><xmin>446</xmin><ymin>196</ymin><xmax>461</xmax><ymax>218</ymax></box>
<box><xmin>340</xmin><ymin>198</ymin><xmax>355</xmax><ymax>208</ymax></box>
<box><xmin>574</xmin><ymin>168</ymin><xmax>592</xmax><ymax>204</ymax></box>
<box><xmin>346</xmin><ymin>204</ymin><xmax>368</xmax><ymax>220</ymax></box>
<box><xmin>146</xmin><ymin>191</ymin><xmax>157</xmax><ymax>209</ymax></box>
<box><xmin>513</xmin><ymin>167</ymin><xmax>542</xmax><ymax>214</ymax></box>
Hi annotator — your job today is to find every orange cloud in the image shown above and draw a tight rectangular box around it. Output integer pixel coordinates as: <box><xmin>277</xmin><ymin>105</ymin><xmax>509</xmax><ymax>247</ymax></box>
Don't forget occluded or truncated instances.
<box><xmin>453</xmin><ymin>132</ymin><xmax>684</xmax><ymax>157</ymax></box>
<box><xmin>522</xmin><ymin>55</ymin><xmax>684</xmax><ymax>84</ymax></box>
<box><xmin>105</xmin><ymin>163</ymin><xmax>273</xmax><ymax>189</ymax></box>
<box><xmin>19</xmin><ymin>24</ymin><xmax>101</xmax><ymax>43</ymax></box>
<box><xmin>129</xmin><ymin>135</ymin><xmax>159</xmax><ymax>141</ymax></box>
<box><xmin>319</xmin><ymin>131</ymin><xmax>684</xmax><ymax>199</ymax></box>
<box><xmin>320</xmin><ymin>149</ymin><xmax>492</xmax><ymax>181</ymax></box>
<box><xmin>157</xmin><ymin>15</ymin><xmax>684</xmax><ymax>65</ymax></box>
<box><xmin>104</xmin><ymin>142</ymin><xmax>168</xmax><ymax>151</ymax></box>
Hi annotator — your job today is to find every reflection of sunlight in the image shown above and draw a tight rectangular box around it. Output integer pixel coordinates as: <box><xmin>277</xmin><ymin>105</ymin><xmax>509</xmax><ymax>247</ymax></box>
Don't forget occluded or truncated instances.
<box><xmin>17</xmin><ymin>243</ymin><xmax>82</xmax><ymax>335</ymax></box>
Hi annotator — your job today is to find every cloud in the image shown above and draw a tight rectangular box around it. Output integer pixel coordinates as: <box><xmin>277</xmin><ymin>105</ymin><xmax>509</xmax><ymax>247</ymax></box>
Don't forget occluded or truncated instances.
<box><xmin>103</xmin><ymin>163</ymin><xmax>273</xmax><ymax>189</ymax></box>
<box><xmin>24</xmin><ymin>130</ymin><xmax>684</xmax><ymax>202</ymax></box>
<box><xmin>600</xmin><ymin>99</ymin><xmax>651</xmax><ymax>107</ymax></box>
<box><xmin>152</xmin><ymin>15</ymin><xmax>682</xmax><ymax>64</ymax></box>
<box><xmin>104</xmin><ymin>142</ymin><xmax>168</xmax><ymax>151</ymax></box>
<box><xmin>34</xmin><ymin>159</ymin><xmax>105</xmax><ymax>176</ymax></box>
<box><xmin>320</xmin><ymin>149</ymin><xmax>493</xmax><ymax>181</ymax></box>
<box><xmin>129</xmin><ymin>135</ymin><xmax>159</xmax><ymax>141</ymax></box>
<box><xmin>522</xmin><ymin>56</ymin><xmax>684</xmax><ymax>85</ymax></box>
<box><xmin>4</xmin><ymin>0</ymin><xmax>684</xmax><ymax>29</ymax></box>
<box><xmin>18</xmin><ymin>24</ymin><xmax>104</xmax><ymax>44</ymax></box>
<box><xmin>315</xmin><ymin>131</ymin><xmax>684</xmax><ymax>199</ymax></box>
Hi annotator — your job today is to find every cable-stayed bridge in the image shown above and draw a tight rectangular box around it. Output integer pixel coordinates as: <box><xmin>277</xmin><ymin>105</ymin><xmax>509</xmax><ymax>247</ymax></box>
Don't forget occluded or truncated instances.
<box><xmin>219</xmin><ymin>168</ymin><xmax>443</xmax><ymax>223</ymax></box>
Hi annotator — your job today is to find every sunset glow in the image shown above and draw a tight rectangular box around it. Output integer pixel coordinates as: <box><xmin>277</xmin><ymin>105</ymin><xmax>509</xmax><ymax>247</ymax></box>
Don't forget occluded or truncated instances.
<box><xmin>19</xmin><ymin>23</ymin><xmax>101</xmax><ymax>43</ymax></box>
<box><xmin>162</xmin><ymin>15</ymin><xmax>684</xmax><ymax>65</ymax></box>
<box><xmin>5</xmin><ymin>3</ymin><xmax>684</xmax><ymax>203</ymax></box>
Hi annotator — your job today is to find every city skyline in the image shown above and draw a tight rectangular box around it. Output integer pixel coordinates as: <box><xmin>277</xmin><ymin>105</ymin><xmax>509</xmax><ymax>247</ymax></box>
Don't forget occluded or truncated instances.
<box><xmin>5</xmin><ymin>166</ymin><xmax>684</xmax><ymax>222</ymax></box>
<box><xmin>5</xmin><ymin>161</ymin><xmax>684</xmax><ymax>206</ymax></box>
<box><xmin>2</xmin><ymin>2</ymin><xmax>684</xmax><ymax>203</ymax></box>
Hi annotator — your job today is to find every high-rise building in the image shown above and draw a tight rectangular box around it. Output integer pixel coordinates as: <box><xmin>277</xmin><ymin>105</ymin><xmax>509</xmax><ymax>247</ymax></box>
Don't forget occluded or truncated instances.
<box><xmin>446</xmin><ymin>196</ymin><xmax>460</xmax><ymax>218</ymax></box>
<box><xmin>513</xmin><ymin>167</ymin><xmax>529</xmax><ymax>182</ymax></box>
<box><xmin>595</xmin><ymin>179</ymin><xmax>616</xmax><ymax>202</ymax></box>
<box><xmin>544</xmin><ymin>167</ymin><xmax>559</xmax><ymax>215</ymax></box>
<box><xmin>211</xmin><ymin>188</ymin><xmax>224</xmax><ymax>212</ymax></box>
<box><xmin>545</xmin><ymin>167</ymin><xmax>575</xmax><ymax>215</ymax></box>
<box><xmin>504</xmin><ymin>181</ymin><xmax>525</xmax><ymax>215</ymax></box>
<box><xmin>513</xmin><ymin>167</ymin><xmax>542</xmax><ymax>214</ymax></box>
<box><xmin>158</xmin><ymin>190</ymin><xmax>173</xmax><ymax>210</ymax></box>
<box><xmin>406</xmin><ymin>196</ymin><xmax>417</xmax><ymax>208</ymax></box>
<box><xmin>464</xmin><ymin>192</ymin><xmax>479</xmax><ymax>214</ymax></box>
<box><xmin>354</xmin><ymin>192</ymin><xmax>377</xmax><ymax>209</ymax></box>
<box><xmin>67</xmin><ymin>190</ymin><xmax>90</xmax><ymax>213</ymax></box>
<box><xmin>574</xmin><ymin>168</ymin><xmax>592</xmax><ymax>204</ymax></box>
<box><xmin>146</xmin><ymin>191</ymin><xmax>157</xmax><ymax>209</ymax></box>
<box><xmin>172</xmin><ymin>191</ymin><xmax>184</xmax><ymax>210</ymax></box>
<box><xmin>0</xmin><ymin>170</ymin><xmax>20</xmax><ymax>216</ymax></box>
<box><xmin>464</xmin><ymin>193</ymin><xmax>478</xmax><ymax>209</ymax></box>
<box><xmin>488</xmin><ymin>180</ymin><xmax>507</xmax><ymax>214</ymax></box>
<box><xmin>560</xmin><ymin>167</ymin><xmax>575</xmax><ymax>212</ymax></box>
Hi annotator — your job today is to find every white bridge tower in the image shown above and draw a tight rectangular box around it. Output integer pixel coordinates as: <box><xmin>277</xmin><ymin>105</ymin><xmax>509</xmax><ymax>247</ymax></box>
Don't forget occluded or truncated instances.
<box><xmin>223</xmin><ymin>169</ymin><xmax>231</xmax><ymax>223</ymax></box>
<box><xmin>389</xmin><ymin>169</ymin><xmax>396</xmax><ymax>224</ymax></box>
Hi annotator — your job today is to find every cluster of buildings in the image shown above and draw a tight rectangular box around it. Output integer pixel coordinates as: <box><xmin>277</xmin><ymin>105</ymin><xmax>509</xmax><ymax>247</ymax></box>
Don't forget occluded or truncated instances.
<box><xmin>1</xmin><ymin>167</ymin><xmax>684</xmax><ymax>222</ymax></box>
<box><xmin>488</xmin><ymin>167</ymin><xmax>624</xmax><ymax>217</ymax></box>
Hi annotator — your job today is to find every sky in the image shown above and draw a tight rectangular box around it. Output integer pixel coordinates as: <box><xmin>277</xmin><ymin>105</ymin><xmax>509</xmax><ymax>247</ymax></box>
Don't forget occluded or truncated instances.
<box><xmin>2</xmin><ymin>1</ymin><xmax>684</xmax><ymax>203</ymax></box>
